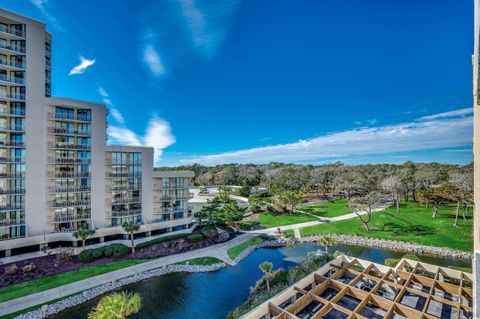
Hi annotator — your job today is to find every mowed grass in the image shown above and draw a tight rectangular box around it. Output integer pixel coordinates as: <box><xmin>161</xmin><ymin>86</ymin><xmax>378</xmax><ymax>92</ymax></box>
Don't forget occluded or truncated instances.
<box><xmin>175</xmin><ymin>257</ymin><xmax>223</xmax><ymax>266</ymax></box>
<box><xmin>258</xmin><ymin>212</ymin><xmax>317</xmax><ymax>228</ymax></box>
<box><xmin>0</xmin><ymin>259</ymin><xmax>148</xmax><ymax>303</ymax></box>
<box><xmin>300</xmin><ymin>199</ymin><xmax>351</xmax><ymax>218</ymax></box>
<box><xmin>227</xmin><ymin>237</ymin><xmax>264</xmax><ymax>260</ymax></box>
<box><xmin>298</xmin><ymin>201</ymin><xmax>473</xmax><ymax>252</ymax></box>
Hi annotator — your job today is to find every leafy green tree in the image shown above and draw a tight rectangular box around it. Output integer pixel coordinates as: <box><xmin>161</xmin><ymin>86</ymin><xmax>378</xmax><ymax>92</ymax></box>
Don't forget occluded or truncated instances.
<box><xmin>73</xmin><ymin>225</ymin><xmax>95</xmax><ymax>250</ymax></box>
<box><xmin>88</xmin><ymin>292</ymin><xmax>141</xmax><ymax>319</ymax></box>
<box><xmin>418</xmin><ymin>184</ymin><xmax>452</xmax><ymax>218</ymax></box>
<box><xmin>218</xmin><ymin>201</ymin><xmax>247</xmax><ymax>230</ymax></box>
<box><xmin>259</xmin><ymin>261</ymin><xmax>273</xmax><ymax>292</ymax></box>
<box><xmin>122</xmin><ymin>221</ymin><xmax>140</xmax><ymax>253</ymax></box>
<box><xmin>275</xmin><ymin>191</ymin><xmax>305</xmax><ymax>215</ymax></box>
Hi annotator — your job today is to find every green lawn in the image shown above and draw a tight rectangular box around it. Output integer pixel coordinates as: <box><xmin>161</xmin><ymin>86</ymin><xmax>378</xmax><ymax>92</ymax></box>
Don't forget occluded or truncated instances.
<box><xmin>175</xmin><ymin>257</ymin><xmax>223</xmax><ymax>266</ymax></box>
<box><xmin>0</xmin><ymin>259</ymin><xmax>148</xmax><ymax>303</ymax></box>
<box><xmin>300</xmin><ymin>199</ymin><xmax>351</xmax><ymax>218</ymax></box>
<box><xmin>227</xmin><ymin>237</ymin><xmax>264</xmax><ymax>259</ymax></box>
<box><xmin>298</xmin><ymin>201</ymin><xmax>473</xmax><ymax>252</ymax></box>
<box><xmin>258</xmin><ymin>212</ymin><xmax>317</xmax><ymax>228</ymax></box>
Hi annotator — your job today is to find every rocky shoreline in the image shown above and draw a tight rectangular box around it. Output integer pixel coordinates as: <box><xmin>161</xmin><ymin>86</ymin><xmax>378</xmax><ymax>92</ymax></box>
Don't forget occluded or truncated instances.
<box><xmin>14</xmin><ymin>234</ymin><xmax>471</xmax><ymax>318</ymax></box>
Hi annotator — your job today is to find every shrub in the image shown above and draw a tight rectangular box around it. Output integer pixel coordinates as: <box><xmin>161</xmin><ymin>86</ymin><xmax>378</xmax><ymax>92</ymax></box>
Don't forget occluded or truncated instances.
<box><xmin>4</xmin><ymin>264</ymin><xmax>18</xmax><ymax>275</ymax></box>
<box><xmin>91</xmin><ymin>248</ymin><xmax>104</xmax><ymax>259</ymax></box>
<box><xmin>186</xmin><ymin>233</ymin><xmax>204</xmax><ymax>243</ymax></box>
<box><xmin>201</xmin><ymin>225</ymin><xmax>218</xmax><ymax>239</ymax></box>
<box><xmin>55</xmin><ymin>247</ymin><xmax>74</xmax><ymax>262</ymax></box>
<box><xmin>239</xmin><ymin>221</ymin><xmax>260</xmax><ymax>231</ymax></box>
<box><xmin>402</xmin><ymin>254</ymin><xmax>420</xmax><ymax>261</ymax></box>
<box><xmin>103</xmin><ymin>245</ymin><xmax>114</xmax><ymax>257</ymax></box>
<box><xmin>384</xmin><ymin>258</ymin><xmax>399</xmax><ymax>267</ymax></box>
<box><xmin>21</xmin><ymin>263</ymin><xmax>36</xmax><ymax>273</ymax></box>
<box><xmin>111</xmin><ymin>243</ymin><xmax>129</xmax><ymax>259</ymax></box>
<box><xmin>77</xmin><ymin>250</ymin><xmax>94</xmax><ymax>263</ymax></box>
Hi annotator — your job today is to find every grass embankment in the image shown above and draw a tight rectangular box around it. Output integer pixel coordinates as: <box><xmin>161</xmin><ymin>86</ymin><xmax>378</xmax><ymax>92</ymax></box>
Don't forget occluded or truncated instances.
<box><xmin>298</xmin><ymin>201</ymin><xmax>473</xmax><ymax>252</ymax></box>
<box><xmin>136</xmin><ymin>233</ymin><xmax>188</xmax><ymax>249</ymax></box>
<box><xmin>0</xmin><ymin>259</ymin><xmax>148</xmax><ymax>303</ymax></box>
<box><xmin>175</xmin><ymin>257</ymin><xmax>223</xmax><ymax>266</ymax></box>
<box><xmin>300</xmin><ymin>199</ymin><xmax>351</xmax><ymax>218</ymax></box>
<box><xmin>227</xmin><ymin>237</ymin><xmax>264</xmax><ymax>260</ymax></box>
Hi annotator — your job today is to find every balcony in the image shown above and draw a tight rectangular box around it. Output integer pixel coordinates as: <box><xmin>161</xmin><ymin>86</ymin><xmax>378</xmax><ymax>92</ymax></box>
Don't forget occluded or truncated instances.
<box><xmin>105</xmin><ymin>159</ymin><xmax>143</xmax><ymax>165</ymax></box>
<box><xmin>154</xmin><ymin>195</ymin><xmax>173</xmax><ymax>202</ymax></box>
<box><xmin>0</xmin><ymin>26</ymin><xmax>26</xmax><ymax>38</ymax></box>
<box><xmin>51</xmin><ymin>214</ymin><xmax>91</xmax><ymax>223</ymax></box>
<box><xmin>0</xmin><ymin>172</ymin><xmax>25</xmax><ymax>178</ymax></box>
<box><xmin>0</xmin><ymin>141</ymin><xmax>24</xmax><ymax>148</ymax></box>
<box><xmin>48</xmin><ymin>142</ymin><xmax>91</xmax><ymax>150</ymax></box>
<box><xmin>47</xmin><ymin>113</ymin><xmax>91</xmax><ymax>122</ymax></box>
<box><xmin>0</xmin><ymin>156</ymin><xmax>24</xmax><ymax>163</ymax></box>
<box><xmin>0</xmin><ymin>59</ymin><xmax>25</xmax><ymax>70</ymax></box>
<box><xmin>0</xmin><ymin>107</ymin><xmax>25</xmax><ymax>116</ymax></box>
<box><xmin>0</xmin><ymin>204</ymin><xmax>24</xmax><ymax>212</ymax></box>
<box><xmin>0</xmin><ymin>74</ymin><xmax>25</xmax><ymax>85</ymax></box>
<box><xmin>47</xmin><ymin>157</ymin><xmax>91</xmax><ymax>164</ymax></box>
<box><xmin>0</xmin><ymin>43</ymin><xmax>26</xmax><ymax>54</ymax></box>
<box><xmin>111</xmin><ymin>197</ymin><xmax>142</xmax><ymax>205</ymax></box>
<box><xmin>0</xmin><ymin>188</ymin><xmax>25</xmax><ymax>195</ymax></box>
<box><xmin>48</xmin><ymin>127</ymin><xmax>91</xmax><ymax>136</ymax></box>
<box><xmin>47</xmin><ymin>171</ymin><xmax>91</xmax><ymax>178</ymax></box>
<box><xmin>48</xmin><ymin>186</ymin><xmax>90</xmax><ymax>193</ymax></box>
<box><xmin>108</xmin><ymin>172</ymin><xmax>142</xmax><ymax>178</ymax></box>
<box><xmin>48</xmin><ymin>200</ymin><xmax>90</xmax><ymax>208</ymax></box>
<box><xmin>153</xmin><ymin>184</ymin><xmax>187</xmax><ymax>190</ymax></box>
<box><xmin>107</xmin><ymin>185</ymin><xmax>142</xmax><ymax>191</ymax></box>
<box><xmin>0</xmin><ymin>125</ymin><xmax>25</xmax><ymax>132</ymax></box>
<box><xmin>0</xmin><ymin>92</ymin><xmax>25</xmax><ymax>101</ymax></box>
<box><xmin>111</xmin><ymin>210</ymin><xmax>142</xmax><ymax>218</ymax></box>
<box><xmin>153</xmin><ymin>207</ymin><xmax>191</xmax><ymax>215</ymax></box>
<box><xmin>0</xmin><ymin>218</ymin><xmax>25</xmax><ymax>227</ymax></box>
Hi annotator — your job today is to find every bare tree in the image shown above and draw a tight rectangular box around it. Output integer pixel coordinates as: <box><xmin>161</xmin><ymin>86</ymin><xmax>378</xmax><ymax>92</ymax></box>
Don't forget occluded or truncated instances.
<box><xmin>449</xmin><ymin>172</ymin><xmax>473</xmax><ymax>225</ymax></box>
<box><xmin>348</xmin><ymin>191</ymin><xmax>383</xmax><ymax>232</ymax></box>
<box><xmin>381</xmin><ymin>175</ymin><xmax>403</xmax><ymax>212</ymax></box>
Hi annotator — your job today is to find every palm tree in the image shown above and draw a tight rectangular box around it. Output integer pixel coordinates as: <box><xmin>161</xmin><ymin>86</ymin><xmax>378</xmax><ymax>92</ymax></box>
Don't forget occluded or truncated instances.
<box><xmin>88</xmin><ymin>292</ymin><xmax>141</xmax><ymax>319</ymax></box>
<box><xmin>259</xmin><ymin>261</ymin><xmax>273</xmax><ymax>292</ymax></box>
<box><xmin>318</xmin><ymin>235</ymin><xmax>335</xmax><ymax>255</ymax></box>
<box><xmin>122</xmin><ymin>221</ymin><xmax>140</xmax><ymax>253</ymax></box>
<box><xmin>73</xmin><ymin>225</ymin><xmax>95</xmax><ymax>250</ymax></box>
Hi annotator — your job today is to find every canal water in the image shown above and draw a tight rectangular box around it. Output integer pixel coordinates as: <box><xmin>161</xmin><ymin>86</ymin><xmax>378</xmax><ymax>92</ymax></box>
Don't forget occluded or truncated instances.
<box><xmin>51</xmin><ymin>243</ymin><xmax>471</xmax><ymax>319</ymax></box>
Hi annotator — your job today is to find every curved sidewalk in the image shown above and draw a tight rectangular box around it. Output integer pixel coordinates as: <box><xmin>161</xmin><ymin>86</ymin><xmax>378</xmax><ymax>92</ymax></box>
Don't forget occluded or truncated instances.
<box><xmin>0</xmin><ymin>233</ymin><xmax>257</xmax><ymax>317</ymax></box>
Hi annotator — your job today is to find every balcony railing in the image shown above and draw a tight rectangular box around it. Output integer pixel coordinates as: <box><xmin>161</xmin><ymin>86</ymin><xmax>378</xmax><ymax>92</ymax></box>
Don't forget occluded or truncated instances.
<box><xmin>107</xmin><ymin>185</ymin><xmax>142</xmax><ymax>191</ymax></box>
<box><xmin>0</xmin><ymin>74</ymin><xmax>25</xmax><ymax>85</ymax></box>
<box><xmin>48</xmin><ymin>171</ymin><xmax>91</xmax><ymax>178</ymax></box>
<box><xmin>0</xmin><ymin>43</ymin><xmax>26</xmax><ymax>53</ymax></box>
<box><xmin>47</xmin><ymin>157</ymin><xmax>91</xmax><ymax>164</ymax></box>
<box><xmin>48</xmin><ymin>127</ymin><xmax>91</xmax><ymax>135</ymax></box>
<box><xmin>0</xmin><ymin>218</ymin><xmax>25</xmax><ymax>227</ymax></box>
<box><xmin>0</xmin><ymin>172</ymin><xmax>25</xmax><ymax>178</ymax></box>
<box><xmin>111</xmin><ymin>210</ymin><xmax>142</xmax><ymax>218</ymax></box>
<box><xmin>0</xmin><ymin>59</ymin><xmax>26</xmax><ymax>70</ymax></box>
<box><xmin>48</xmin><ymin>200</ymin><xmax>90</xmax><ymax>208</ymax></box>
<box><xmin>0</xmin><ymin>188</ymin><xmax>25</xmax><ymax>195</ymax></box>
<box><xmin>0</xmin><ymin>107</ymin><xmax>25</xmax><ymax>116</ymax></box>
<box><xmin>51</xmin><ymin>214</ymin><xmax>91</xmax><ymax>223</ymax></box>
<box><xmin>48</xmin><ymin>143</ymin><xmax>91</xmax><ymax>150</ymax></box>
<box><xmin>0</xmin><ymin>92</ymin><xmax>25</xmax><ymax>100</ymax></box>
<box><xmin>0</xmin><ymin>204</ymin><xmax>24</xmax><ymax>212</ymax></box>
<box><xmin>153</xmin><ymin>184</ymin><xmax>187</xmax><ymax>190</ymax></box>
<box><xmin>105</xmin><ymin>159</ymin><xmax>143</xmax><ymax>165</ymax></box>
<box><xmin>108</xmin><ymin>172</ymin><xmax>142</xmax><ymax>178</ymax></box>
<box><xmin>48</xmin><ymin>186</ymin><xmax>90</xmax><ymax>193</ymax></box>
<box><xmin>0</xmin><ymin>156</ymin><xmax>24</xmax><ymax>163</ymax></box>
<box><xmin>47</xmin><ymin>113</ymin><xmax>91</xmax><ymax>122</ymax></box>
<box><xmin>0</xmin><ymin>26</ymin><xmax>26</xmax><ymax>38</ymax></box>
<box><xmin>111</xmin><ymin>197</ymin><xmax>142</xmax><ymax>205</ymax></box>
<box><xmin>0</xmin><ymin>141</ymin><xmax>24</xmax><ymax>148</ymax></box>
<box><xmin>0</xmin><ymin>125</ymin><xmax>25</xmax><ymax>132</ymax></box>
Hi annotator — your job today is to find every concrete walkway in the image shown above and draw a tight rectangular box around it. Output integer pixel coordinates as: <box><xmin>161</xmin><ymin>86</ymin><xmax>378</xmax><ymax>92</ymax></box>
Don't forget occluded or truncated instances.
<box><xmin>0</xmin><ymin>233</ymin><xmax>257</xmax><ymax>317</ymax></box>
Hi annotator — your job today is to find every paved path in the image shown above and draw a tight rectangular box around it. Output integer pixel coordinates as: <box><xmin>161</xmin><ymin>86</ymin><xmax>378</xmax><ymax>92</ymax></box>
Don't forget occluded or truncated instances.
<box><xmin>0</xmin><ymin>233</ymin><xmax>257</xmax><ymax>317</ymax></box>
<box><xmin>250</xmin><ymin>208</ymin><xmax>385</xmax><ymax>236</ymax></box>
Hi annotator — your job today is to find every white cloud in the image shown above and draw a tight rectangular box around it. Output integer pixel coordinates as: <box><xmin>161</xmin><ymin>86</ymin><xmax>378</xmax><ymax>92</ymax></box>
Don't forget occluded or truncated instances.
<box><xmin>69</xmin><ymin>56</ymin><xmax>95</xmax><ymax>75</ymax></box>
<box><xmin>97</xmin><ymin>86</ymin><xmax>125</xmax><ymax>124</ymax></box>
<box><xmin>143</xmin><ymin>45</ymin><xmax>166</xmax><ymax>77</ymax></box>
<box><xmin>418</xmin><ymin>107</ymin><xmax>472</xmax><ymax>121</ymax></box>
<box><xmin>180</xmin><ymin>109</ymin><xmax>473</xmax><ymax>165</ymax></box>
<box><xmin>108</xmin><ymin>116</ymin><xmax>175</xmax><ymax>163</ymax></box>
<box><xmin>30</xmin><ymin>0</ymin><xmax>64</xmax><ymax>31</ymax></box>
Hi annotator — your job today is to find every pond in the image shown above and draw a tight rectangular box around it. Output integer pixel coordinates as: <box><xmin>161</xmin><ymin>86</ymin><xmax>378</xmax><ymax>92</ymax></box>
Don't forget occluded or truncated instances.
<box><xmin>51</xmin><ymin>243</ymin><xmax>471</xmax><ymax>319</ymax></box>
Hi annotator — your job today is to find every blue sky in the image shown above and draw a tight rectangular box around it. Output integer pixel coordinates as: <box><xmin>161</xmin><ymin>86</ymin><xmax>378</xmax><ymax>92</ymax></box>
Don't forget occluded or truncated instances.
<box><xmin>1</xmin><ymin>0</ymin><xmax>473</xmax><ymax>166</ymax></box>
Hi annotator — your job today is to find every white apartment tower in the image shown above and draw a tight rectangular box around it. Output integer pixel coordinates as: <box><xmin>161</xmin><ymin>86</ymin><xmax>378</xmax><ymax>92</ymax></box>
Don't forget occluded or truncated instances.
<box><xmin>0</xmin><ymin>8</ymin><xmax>195</xmax><ymax>259</ymax></box>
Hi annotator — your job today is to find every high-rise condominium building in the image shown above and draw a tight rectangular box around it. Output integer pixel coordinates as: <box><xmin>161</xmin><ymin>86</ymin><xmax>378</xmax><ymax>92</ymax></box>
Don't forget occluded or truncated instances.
<box><xmin>0</xmin><ymin>8</ymin><xmax>194</xmax><ymax>259</ymax></box>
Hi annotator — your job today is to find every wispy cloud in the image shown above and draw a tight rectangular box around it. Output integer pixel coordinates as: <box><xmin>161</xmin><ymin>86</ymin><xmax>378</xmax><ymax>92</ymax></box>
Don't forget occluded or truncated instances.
<box><xmin>97</xmin><ymin>86</ymin><xmax>124</xmax><ymax>124</ymax></box>
<box><xmin>418</xmin><ymin>107</ymin><xmax>472</xmax><ymax>121</ymax></box>
<box><xmin>69</xmin><ymin>56</ymin><xmax>95</xmax><ymax>75</ymax></box>
<box><xmin>139</xmin><ymin>0</ymin><xmax>242</xmax><ymax>77</ymax></box>
<box><xmin>181</xmin><ymin>108</ymin><xmax>473</xmax><ymax>165</ymax></box>
<box><xmin>143</xmin><ymin>45</ymin><xmax>166</xmax><ymax>77</ymax></box>
<box><xmin>108</xmin><ymin>116</ymin><xmax>176</xmax><ymax>163</ymax></box>
<box><xmin>30</xmin><ymin>0</ymin><xmax>64</xmax><ymax>31</ymax></box>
